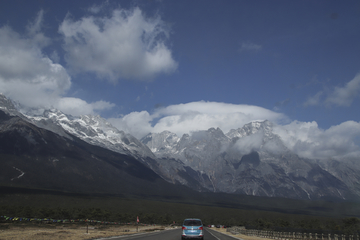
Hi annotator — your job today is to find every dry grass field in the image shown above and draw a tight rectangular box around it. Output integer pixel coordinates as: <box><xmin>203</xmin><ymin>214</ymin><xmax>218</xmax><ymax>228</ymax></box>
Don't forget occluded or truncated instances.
<box><xmin>0</xmin><ymin>224</ymin><xmax>165</xmax><ymax>240</ymax></box>
<box><xmin>0</xmin><ymin>224</ymin><xmax>274</xmax><ymax>240</ymax></box>
<box><xmin>211</xmin><ymin>227</ymin><xmax>273</xmax><ymax>240</ymax></box>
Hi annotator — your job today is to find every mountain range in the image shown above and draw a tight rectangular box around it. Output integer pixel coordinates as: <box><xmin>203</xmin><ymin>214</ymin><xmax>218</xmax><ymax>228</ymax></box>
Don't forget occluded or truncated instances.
<box><xmin>1</xmin><ymin>94</ymin><xmax>359</xmax><ymax>201</ymax></box>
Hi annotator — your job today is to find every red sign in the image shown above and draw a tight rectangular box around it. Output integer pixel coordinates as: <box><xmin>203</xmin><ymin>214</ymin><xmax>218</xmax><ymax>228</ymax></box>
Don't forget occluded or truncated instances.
<box><xmin>137</xmin><ymin>216</ymin><xmax>139</xmax><ymax>223</ymax></box>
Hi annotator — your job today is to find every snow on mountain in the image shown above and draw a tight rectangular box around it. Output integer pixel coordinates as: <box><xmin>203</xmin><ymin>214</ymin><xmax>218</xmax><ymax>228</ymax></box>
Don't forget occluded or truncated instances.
<box><xmin>141</xmin><ymin>120</ymin><xmax>359</xmax><ymax>200</ymax></box>
<box><xmin>25</xmin><ymin>109</ymin><xmax>156</xmax><ymax>160</ymax></box>
<box><xmin>1</xmin><ymin>94</ymin><xmax>359</xmax><ymax>200</ymax></box>
<box><xmin>0</xmin><ymin>94</ymin><xmax>155</xmax><ymax>161</ymax></box>
<box><xmin>226</xmin><ymin>120</ymin><xmax>270</xmax><ymax>139</ymax></box>
<box><xmin>0</xmin><ymin>94</ymin><xmax>25</xmax><ymax>117</ymax></box>
<box><xmin>141</xmin><ymin>131</ymin><xmax>180</xmax><ymax>155</ymax></box>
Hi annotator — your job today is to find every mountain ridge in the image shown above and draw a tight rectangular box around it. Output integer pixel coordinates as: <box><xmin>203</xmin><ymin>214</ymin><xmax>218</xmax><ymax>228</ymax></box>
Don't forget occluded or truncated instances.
<box><xmin>1</xmin><ymin>94</ymin><xmax>359</xmax><ymax>201</ymax></box>
<box><xmin>0</xmin><ymin>108</ymin><xmax>201</xmax><ymax>200</ymax></box>
<box><xmin>140</xmin><ymin>120</ymin><xmax>360</xmax><ymax>200</ymax></box>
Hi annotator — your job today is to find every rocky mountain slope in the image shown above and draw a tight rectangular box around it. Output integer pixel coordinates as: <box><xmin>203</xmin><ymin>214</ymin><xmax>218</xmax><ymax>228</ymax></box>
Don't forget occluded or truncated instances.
<box><xmin>1</xmin><ymin>94</ymin><xmax>359</xmax><ymax>200</ymax></box>
<box><xmin>0</xmin><ymin>94</ymin><xmax>207</xmax><ymax>192</ymax></box>
<box><xmin>141</xmin><ymin>121</ymin><xmax>360</xmax><ymax>200</ymax></box>
<box><xmin>0</xmin><ymin>107</ymin><xmax>202</xmax><ymax>200</ymax></box>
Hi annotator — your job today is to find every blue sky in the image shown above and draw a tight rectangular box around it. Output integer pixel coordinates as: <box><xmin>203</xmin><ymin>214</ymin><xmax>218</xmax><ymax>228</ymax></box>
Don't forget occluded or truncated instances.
<box><xmin>1</xmin><ymin>0</ymin><xmax>360</xmax><ymax>160</ymax></box>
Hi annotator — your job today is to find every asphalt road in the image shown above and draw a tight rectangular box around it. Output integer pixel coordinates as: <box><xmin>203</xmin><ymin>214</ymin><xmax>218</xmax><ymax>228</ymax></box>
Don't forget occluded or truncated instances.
<box><xmin>97</xmin><ymin>227</ymin><xmax>241</xmax><ymax>240</ymax></box>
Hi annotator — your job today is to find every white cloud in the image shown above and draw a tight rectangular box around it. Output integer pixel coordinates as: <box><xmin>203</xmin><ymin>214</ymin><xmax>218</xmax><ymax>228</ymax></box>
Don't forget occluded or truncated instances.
<box><xmin>304</xmin><ymin>74</ymin><xmax>360</xmax><ymax>107</ymax></box>
<box><xmin>234</xmin><ymin>130</ymin><xmax>264</xmax><ymax>155</ymax></box>
<box><xmin>325</xmin><ymin>74</ymin><xmax>360</xmax><ymax>107</ymax></box>
<box><xmin>0</xmin><ymin>12</ymin><xmax>115</xmax><ymax>117</ymax></box>
<box><xmin>59</xmin><ymin>7</ymin><xmax>178</xmax><ymax>82</ymax></box>
<box><xmin>26</xmin><ymin>9</ymin><xmax>51</xmax><ymax>48</ymax></box>
<box><xmin>91</xmin><ymin>100</ymin><xmax>115</xmax><ymax>111</ymax></box>
<box><xmin>108</xmin><ymin>101</ymin><xmax>360</xmax><ymax>160</ymax></box>
<box><xmin>50</xmin><ymin>50</ymin><xmax>60</xmax><ymax>63</ymax></box>
<box><xmin>304</xmin><ymin>91</ymin><xmax>323</xmax><ymax>106</ymax></box>
<box><xmin>55</xmin><ymin>97</ymin><xmax>115</xmax><ymax>116</ymax></box>
<box><xmin>273</xmin><ymin>120</ymin><xmax>360</xmax><ymax>160</ymax></box>
<box><xmin>0</xmin><ymin>24</ymin><xmax>71</xmax><ymax>108</ymax></box>
<box><xmin>88</xmin><ymin>3</ymin><xmax>106</xmax><ymax>14</ymax></box>
<box><xmin>108</xmin><ymin>101</ymin><xmax>288</xmax><ymax>139</ymax></box>
<box><xmin>56</xmin><ymin>98</ymin><xmax>93</xmax><ymax>116</ymax></box>
<box><xmin>108</xmin><ymin>111</ymin><xmax>153</xmax><ymax>138</ymax></box>
<box><xmin>239</xmin><ymin>41</ymin><xmax>262</xmax><ymax>52</ymax></box>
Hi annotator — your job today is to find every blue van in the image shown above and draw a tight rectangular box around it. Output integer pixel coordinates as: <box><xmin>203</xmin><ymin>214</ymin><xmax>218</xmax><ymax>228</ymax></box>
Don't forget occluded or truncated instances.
<box><xmin>181</xmin><ymin>218</ymin><xmax>204</xmax><ymax>240</ymax></box>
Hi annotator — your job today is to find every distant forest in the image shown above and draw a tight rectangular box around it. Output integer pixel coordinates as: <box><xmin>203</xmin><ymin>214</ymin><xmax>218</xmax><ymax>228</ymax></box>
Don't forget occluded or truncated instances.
<box><xmin>1</xmin><ymin>195</ymin><xmax>360</xmax><ymax>235</ymax></box>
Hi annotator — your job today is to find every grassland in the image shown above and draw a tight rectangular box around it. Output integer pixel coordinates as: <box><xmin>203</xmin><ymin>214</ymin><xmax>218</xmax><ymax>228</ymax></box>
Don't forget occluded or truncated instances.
<box><xmin>0</xmin><ymin>223</ymin><xmax>167</xmax><ymax>240</ymax></box>
<box><xmin>1</xmin><ymin>186</ymin><xmax>360</xmax><ymax>234</ymax></box>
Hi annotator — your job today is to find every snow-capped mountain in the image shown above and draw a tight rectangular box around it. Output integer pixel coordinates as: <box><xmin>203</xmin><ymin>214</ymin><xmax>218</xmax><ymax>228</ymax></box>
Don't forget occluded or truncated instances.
<box><xmin>1</xmin><ymin>94</ymin><xmax>359</xmax><ymax>200</ymax></box>
<box><xmin>0</xmin><ymin>106</ymin><xmax>182</xmax><ymax>197</ymax></box>
<box><xmin>0</xmin><ymin>94</ymin><xmax>205</xmax><ymax>187</ymax></box>
<box><xmin>24</xmin><ymin>109</ymin><xmax>156</xmax><ymax>160</ymax></box>
<box><xmin>141</xmin><ymin>121</ymin><xmax>360</xmax><ymax>200</ymax></box>
<box><xmin>0</xmin><ymin>93</ymin><xmax>157</xmax><ymax>167</ymax></box>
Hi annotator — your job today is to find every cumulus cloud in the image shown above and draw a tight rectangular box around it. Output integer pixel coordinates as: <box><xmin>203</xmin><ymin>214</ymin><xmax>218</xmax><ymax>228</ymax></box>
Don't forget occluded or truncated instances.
<box><xmin>0</xmin><ymin>24</ymin><xmax>71</xmax><ymax>108</ymax></box>
<box><xmin>108</xmin><ymin>111</ymin><xmax>153</xmax><ymax>138</ymax></box>
<box><xmin>108</xmin><ymin>101</ymin><xmax>288</xmax><ymax>139</ymax></box>
<box><xmin>273</xmin><ymin>121</ymin><xmax>360</xmax><ymax>160</ymax></box>
<box><xmin>304</xmin><ymin>74</ymin><xmax>360</xmax><ymax>107</ymax></box>
<box><xmin>0</xmin><ymin>11</ymin><xmax>115</xmax><ymax>117</ymax></box>
<box><xmin>59</xmin><ymin>7</ymin><xmax>178</xmax><ymax>82</ymax></box>
<box><xmin>55</xmin><ymin>98</ymin><xmax>115</xmax><ymax>116</ymax></box>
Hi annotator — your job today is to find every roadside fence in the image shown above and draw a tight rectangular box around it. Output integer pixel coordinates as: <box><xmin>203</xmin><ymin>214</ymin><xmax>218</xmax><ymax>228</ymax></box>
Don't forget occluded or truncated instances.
<box><xmin>227</xmin><ymin>226</ymin><xmax>359</xmax><ymax>240</ymax></box>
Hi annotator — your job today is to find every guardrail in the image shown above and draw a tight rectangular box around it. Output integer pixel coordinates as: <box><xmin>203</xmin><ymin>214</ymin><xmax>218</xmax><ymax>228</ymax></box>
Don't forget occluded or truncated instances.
<box><xmin>227</xmin><ymin>226</ymin><xmax>359</xmax><ymax>240</ymax></box>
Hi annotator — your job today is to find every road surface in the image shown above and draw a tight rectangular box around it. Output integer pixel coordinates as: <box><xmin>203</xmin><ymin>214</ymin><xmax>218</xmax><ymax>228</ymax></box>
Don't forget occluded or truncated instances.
<box><xmin>96</xmin><ymin>227</ymin><xmax>241</xmax><ymax>240</ymax></box>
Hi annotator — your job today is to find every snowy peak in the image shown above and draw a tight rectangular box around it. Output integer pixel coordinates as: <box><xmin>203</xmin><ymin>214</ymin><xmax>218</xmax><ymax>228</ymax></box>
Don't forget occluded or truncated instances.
<box><xmin>226</xmin><ymin>120</ymin><xmax>272</xmax><ymax>139</ymax></box>
<box><xmin>1</xmin><ymin>94</ymin><xmax>359</xmax><ymax>201</ymax></box>
<box><xmin>225</xmin><ymin>120</ymin><xmax>289</xmax><ymax>156</ymax></box>
<box><xmin>141</xmin><ymin>130</ymin><xmax>180</xmax><ymax>153</ymax></box>
<box><xmin>142</xmin><ymin>122</ymin><xmax>281</xmax><ymax>160</ymax></box>
<box><xmin>26</xmin><ymin>110</ymin><xmax>155</xmax><ymax>159</ymax></box>
<box><xmin>141</xmin><ymin>121</ymin><xmax>359</xmax><ymax>200</ymax></box>
<box><xmin>0</xmin><ymin>94</ymin><xmax>23</xmax><ymax>117</ymax></box>
<box><xmin>141</xmin><ymin>127</ymin><xmax>230</xmax><ymax>158</ymax></box>
<box><xmin>0</xmin><ymin>95</ymin><xmax>155</xmax><ymax>160</ymax></box>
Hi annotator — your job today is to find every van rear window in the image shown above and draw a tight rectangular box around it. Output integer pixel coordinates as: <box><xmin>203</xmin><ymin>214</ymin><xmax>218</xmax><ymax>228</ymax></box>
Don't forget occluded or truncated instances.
<box><xmin>183</xmin><ymin>220</ymin><xmax>202</xmax><ymax>226</ymax></box>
